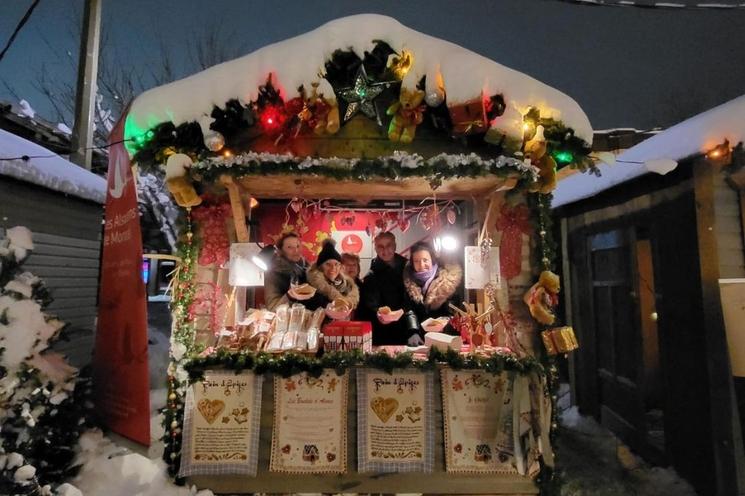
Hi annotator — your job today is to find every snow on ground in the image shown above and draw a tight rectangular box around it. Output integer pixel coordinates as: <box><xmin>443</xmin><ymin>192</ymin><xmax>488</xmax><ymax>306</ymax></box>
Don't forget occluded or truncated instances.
<box><xmin>127</xmin><ymin>14</ymin><xmax>592</xmax><ymax>146</ymax></box>
<box><xmin>558</xmin><ymin>404</ymin><xmax>698</xmax><ymax>496</ymax></box>
<box><xmin>68</xmin><ymin>389</ymin><xmax>213</xmax><ymax>496</ymax></box>
<box><xmin>0</xmin><ymin>129</ymin><xmax>106</xmax><ymax>204</ymax></box>
<box><xmin>554</xmin><ymin>92</ymin><xmax>745</xmax><ymax>208</ymax></box>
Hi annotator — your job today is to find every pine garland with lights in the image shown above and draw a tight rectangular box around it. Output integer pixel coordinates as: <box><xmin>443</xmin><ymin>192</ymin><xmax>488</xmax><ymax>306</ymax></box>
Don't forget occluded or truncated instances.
<box><xmin>190</xmin><ymin>151</ymin><xmax>538</xmax><ymax>188</ymax></box>
<box><xmin>528</xmin><ymin>191</ymin><xmax>564</xmax><ymax>496</ymax></box>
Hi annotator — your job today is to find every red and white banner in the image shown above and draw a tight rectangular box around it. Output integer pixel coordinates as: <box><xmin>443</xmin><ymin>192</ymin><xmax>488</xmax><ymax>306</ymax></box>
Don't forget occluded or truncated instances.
<box><xmin>93</xmin><ymin>113</ymin><xmax>150</xmax><ymax>445</ymax></box>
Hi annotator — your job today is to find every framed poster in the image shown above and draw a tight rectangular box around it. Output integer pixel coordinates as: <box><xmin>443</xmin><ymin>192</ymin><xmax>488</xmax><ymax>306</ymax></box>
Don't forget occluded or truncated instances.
<box><xmin>270</xmin><ymin>370</ymin><xmax>348</xmax><ymax>473</ymax></box>
<box><xmin>178</xmin><ymin>371</ymin><xmax>262</xmax><ymax>477</ymax></box>
<box><xmin>357</xmin><ymin>368</ymin><xmax>434</xmax><ymax>473</ymax></box>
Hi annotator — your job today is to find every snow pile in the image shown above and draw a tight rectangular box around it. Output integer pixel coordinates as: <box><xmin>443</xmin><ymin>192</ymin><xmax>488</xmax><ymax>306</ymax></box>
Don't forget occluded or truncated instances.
<box><xmin>69</xmin><ymin>388</ymin><xmax>213</xmax><ymax>496</ymax></box>
<box><xmin>70</xmin><ymin>430</ymin><xmax>212</xmax><ymax>496</ymax></box>
<box><xmin>554</xmin><ymin>92</ymin><xmax>745</xmax><ymax>207</ymax></box>
<box><xmin>127</xmin><ymin>14</ymin><xmax>592</xmax><ymax>146</ymax></box>
<box><xmin>0</xmin><ymin>129</ymin><xmax>106</xmax><ymax>204</ymax></box>
<box><xmin>559</xmin><ymin>406</ymin><xmax>697</xmax><ymax>496</ymax></box>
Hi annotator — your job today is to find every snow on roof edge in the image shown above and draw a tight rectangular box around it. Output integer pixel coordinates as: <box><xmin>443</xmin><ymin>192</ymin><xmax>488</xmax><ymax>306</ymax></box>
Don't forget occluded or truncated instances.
<box><xmin>127</xmin><ymin>14</ymin><xmax>592</xmax><ymax>146</ymax></box>
<box><xmin>0</xmin><ymin>129</ymin><xmax>107</xmax><ymax>204</ymax></box>
<box><xmin>553</xmin><ymin>93</ymin><xmax>745</xmax><ymax>208</ymax></box>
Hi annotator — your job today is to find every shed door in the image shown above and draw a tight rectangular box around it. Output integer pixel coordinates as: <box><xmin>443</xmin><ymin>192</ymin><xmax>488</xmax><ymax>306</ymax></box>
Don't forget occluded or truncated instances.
<box><xmin>588</xmin><ymin>228</ymin><xmax>645</xmax><ymax>446</ymax></box>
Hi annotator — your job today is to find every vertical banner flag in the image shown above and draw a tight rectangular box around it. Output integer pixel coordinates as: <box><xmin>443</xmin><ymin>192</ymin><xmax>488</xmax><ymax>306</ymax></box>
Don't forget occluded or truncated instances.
<box><xmin>93</xmin><ymin>112</ymin><xmax>151</xmax><ymax>445</ymax></box>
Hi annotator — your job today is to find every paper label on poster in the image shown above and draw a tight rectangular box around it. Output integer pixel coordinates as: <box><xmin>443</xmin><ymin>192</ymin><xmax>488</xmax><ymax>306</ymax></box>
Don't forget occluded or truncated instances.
<box><xmin>179</xmin><ymin>371</ymin><xmax>262</xmax><ymax>476</ymax></box>
<box><xmin>441</xmin><ymin>369</ymin><xmax>517</xmax><ymax>473</ymax></box>
<box><xmin>357</xmin><ymin>369</ymin><xmax>434</xmax><ymax>472</ymax></box>
<box><xmin>464</xmin><ymin>246</ymin><xmax>501</xmax><ymax>289</ymax></box>
<box><xmin>270</xmin><ymin>370</ymin><xmax>348</xmax><ymax>474</ymax></box>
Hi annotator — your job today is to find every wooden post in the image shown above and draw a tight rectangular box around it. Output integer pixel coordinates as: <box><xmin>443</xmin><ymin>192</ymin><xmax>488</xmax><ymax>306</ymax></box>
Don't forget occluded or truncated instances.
<box><xmin>560</xmin><ymin>217</ymin><xmax>577</xmax><ymax>406</ymax></box>
<box><xmin>70</xmin><ymin>0</ymin><xmax>101</xmax><ymax>170</ymax></box>
<box><xmin>692</xmin><ymin>157</ymin><xmax>739</xmax><ymax>496</ymax></box>
<box><xmin>220</xmin><ymin>175</ymin><xmax>250</xmax><ymax>243</ymax></box>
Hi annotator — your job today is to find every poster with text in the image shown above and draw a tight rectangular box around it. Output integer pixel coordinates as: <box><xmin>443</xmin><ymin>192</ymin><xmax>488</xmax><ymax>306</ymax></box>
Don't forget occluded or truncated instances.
<box><xmin>441</xmin><ymin>369</ymin><xmax>517</xmax><ymax>473</ymax></box>
<box><xmin>270</xmin><ymin>370</ymin><xmax>348</xmax><ymax>474</ymax></box>
<box><xmin>178</xmin><ymin>371</ymin><xmax>262</xmax><ymax>477</ymax></box>
<box><xmin>92</xmin><ymin>110</ymin><xmax>150</xmax><ymax>445</ymax></box>
<box><xmin>357</xmin><ymin>369</ymin><xmax>434</xmax><ymax>473</ymax></box>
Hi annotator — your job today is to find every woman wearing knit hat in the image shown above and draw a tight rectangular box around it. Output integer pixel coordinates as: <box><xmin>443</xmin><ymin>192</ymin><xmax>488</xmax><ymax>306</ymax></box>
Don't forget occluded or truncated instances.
<box><xmin>307</xmin><ymin>238</ymin><xmax>360</xmax><ymax>313</ymax></box>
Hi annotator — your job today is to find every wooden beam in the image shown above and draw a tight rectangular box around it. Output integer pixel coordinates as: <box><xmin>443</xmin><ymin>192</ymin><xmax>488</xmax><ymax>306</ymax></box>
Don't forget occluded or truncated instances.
<box><xmin>560</xmin><ymin>217</ymin><xmax>577</xmax><ymax>406</ymax></box>
<box><xmin>220</xmin><ymin>175</ymin><xmax>250</xmax><ymax>243</ymax></box>
<box><xmin>692</xmin><ymin>158</ymin><xmax>739</xmax><ymax>496</ymax></box>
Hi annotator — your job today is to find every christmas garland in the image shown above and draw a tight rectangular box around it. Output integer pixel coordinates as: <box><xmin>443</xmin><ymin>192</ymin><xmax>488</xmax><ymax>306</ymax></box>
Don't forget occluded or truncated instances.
<box><xmin>183</xmin><ymin>347</ymin><xmax>544</xmax><ymax>381</ymax></box>
<box><xmin>127</xmin><ymin>38</ymin><xmax>592</xmax><ymax>177</ymax></box>
<box><xmin>190</xmin><ymin>151</ymin><xmax>538</xmax><ymax>188</ymax></box>
<box><xmin>529</xmin><ymin>191</ymin><xmax>562</xmax><ymax>496</ymax></box>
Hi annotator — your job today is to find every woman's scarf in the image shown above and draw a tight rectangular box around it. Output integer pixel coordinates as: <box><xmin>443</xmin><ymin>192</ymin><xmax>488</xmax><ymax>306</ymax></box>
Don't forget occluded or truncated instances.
<box><xmin>412</xmin><ymin>263</ymin><xmax>439</xmax><ymax>296</ymax></box>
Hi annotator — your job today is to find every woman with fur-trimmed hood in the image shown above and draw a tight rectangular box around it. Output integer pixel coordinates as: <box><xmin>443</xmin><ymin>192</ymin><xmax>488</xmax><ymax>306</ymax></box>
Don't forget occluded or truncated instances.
<box><xmin>403</xmin><ymin>241</ymin><xmax>463</xmax><ymax>346</ymax></box>
<box><xmin>307</xmin><ymin>239</ymin><xmax>360</xmax><ymax>310</ymax></box>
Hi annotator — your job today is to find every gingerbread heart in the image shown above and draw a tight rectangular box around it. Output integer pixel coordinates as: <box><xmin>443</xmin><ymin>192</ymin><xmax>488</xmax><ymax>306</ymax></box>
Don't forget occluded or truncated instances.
<box><xmin>370</xmin><ymin>397</ymin><xmax>399</xmax><ymax>423</ymax></box>
<box><xmin>197</xmin><ymin>398</ymin><xmax>225</xmax><ymax>424</ymax></box>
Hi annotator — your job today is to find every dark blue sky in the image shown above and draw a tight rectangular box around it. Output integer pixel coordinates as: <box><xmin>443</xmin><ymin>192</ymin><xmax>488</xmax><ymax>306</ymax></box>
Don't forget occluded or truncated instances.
<box><xmin>2</xmin><ymin>0</ymin><xmax>745</xmax><ymax>130</ymax></box>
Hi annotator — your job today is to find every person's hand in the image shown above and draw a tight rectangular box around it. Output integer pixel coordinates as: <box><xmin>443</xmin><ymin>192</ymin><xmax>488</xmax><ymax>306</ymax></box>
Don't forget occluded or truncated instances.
<box><xmin>407</xmin><ymin>334</ymin><xmax>424</xmax><ymax>347</ymax></box>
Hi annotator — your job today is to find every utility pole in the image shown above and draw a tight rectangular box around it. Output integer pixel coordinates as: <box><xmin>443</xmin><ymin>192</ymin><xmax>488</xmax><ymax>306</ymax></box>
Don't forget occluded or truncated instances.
<box><xmin>70</xmin><ymin>0</ymin><xmax>102</xmax><ymax>170</ymax></box>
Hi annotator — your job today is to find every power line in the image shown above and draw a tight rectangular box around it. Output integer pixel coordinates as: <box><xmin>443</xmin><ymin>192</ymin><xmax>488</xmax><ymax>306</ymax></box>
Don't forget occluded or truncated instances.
<box><xmin>0</xmin><ymin>0</ymin><xmax>42</xmax><ymax>63</ymax></box>
<box><xmin>544</xmin><ymin>0</ymin><xmax>745</xmax><ymax>9</ymax></box>
<box><xmin>0</xmin><ymin>138</ymin><xmax>130</xmax><ymax>162</ymax></box>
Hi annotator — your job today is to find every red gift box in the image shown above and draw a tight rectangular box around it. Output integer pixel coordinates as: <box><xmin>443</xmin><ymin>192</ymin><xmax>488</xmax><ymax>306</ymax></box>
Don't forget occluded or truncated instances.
<box><xmin>448</xmin><ymin>97</ymin><xmax>488</xmax><ymax>136</ymax></box>
<box><xmin>322</xmin><ymin>321</ymin><xmax>372</xmax><ymax>352</ymax></box>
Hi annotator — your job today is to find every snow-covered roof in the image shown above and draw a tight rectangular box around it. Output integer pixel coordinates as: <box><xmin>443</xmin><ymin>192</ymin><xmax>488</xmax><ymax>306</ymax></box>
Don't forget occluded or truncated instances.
<box><xmin>553</xmin><ymin>93</ymin><xmax>745</xmax><ymax>208</ymax></box>
<box><xmin>127</xmin><ymin>14</ymin><xmax>592</xmax><ymax>145</ymax></box>
<box><xmin>0</xmin><ymin>128</ymin><xmax>106</xmax><ymax>204</ymax></box>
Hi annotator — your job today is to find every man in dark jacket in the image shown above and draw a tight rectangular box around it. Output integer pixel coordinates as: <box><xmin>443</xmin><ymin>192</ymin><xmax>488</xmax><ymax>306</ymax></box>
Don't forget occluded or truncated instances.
<box><xmin>263</xmin><ymin>232</ymin><xmax>323</xmax><ymax>311</ymax></box>
<box><xmin>359</xmin><ymin>232</ymin><xmax>417</xmax><ymax>345</ymax></box>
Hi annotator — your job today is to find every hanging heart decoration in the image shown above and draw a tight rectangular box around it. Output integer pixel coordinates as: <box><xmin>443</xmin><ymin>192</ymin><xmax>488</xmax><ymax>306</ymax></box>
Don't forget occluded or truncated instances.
<box><xmin>289</xmin><ymin>197</ymin><xmax>303</xmax><ymax>213</ymax></box>
<box><xmin>446</xmin><ymin>207</ymin><xmax>457</xmax><ymax>225</ymax></box>
<box><xmin>398</xmin><ymin>212</ymin><xmax>411</xmax><ymax>233</ymax></box>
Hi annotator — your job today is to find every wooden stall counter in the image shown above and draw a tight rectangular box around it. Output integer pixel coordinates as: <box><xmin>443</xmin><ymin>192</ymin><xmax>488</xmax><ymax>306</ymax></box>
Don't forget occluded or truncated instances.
<box><xmin>180</xmin><ymin>350</ymin><xmax>550</xmax><ymax>495</ymax></box>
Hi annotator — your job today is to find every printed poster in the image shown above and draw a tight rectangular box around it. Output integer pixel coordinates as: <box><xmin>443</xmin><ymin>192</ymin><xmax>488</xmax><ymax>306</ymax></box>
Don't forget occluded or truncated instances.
<box><xmin>357</xmin><ymin>369</ymin><xmax>434</xmax><ymax>472</ymax></box>
<box><xmin>464</xmin><ymin>246</ymin><xmax>501</xmax><ymax>289</ymax></box>
<box><xmin>178</xmin><ymin>371</ymin><xmax>262</xmax><ymax>477</ymax></box>
<box><xmin>441</xmin><ymin>368</ymin><xmax>517</xmax><ymax>474</ymax></box>
<box><xmin>270</xmin><ymin>370</ymin><xmax>348</xmax><ymax>473</ymax></box>
<box><xmin>93</xmin><ymin>109</ymin><xmax>150</xmax><ymax>445</ymax></box>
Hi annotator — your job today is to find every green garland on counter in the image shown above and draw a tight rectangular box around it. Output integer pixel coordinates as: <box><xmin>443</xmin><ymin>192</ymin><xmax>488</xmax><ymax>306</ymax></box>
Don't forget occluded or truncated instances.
<box><xmin>183</xmin><ymin>346</ymin><xmax>544</xmax><ymax>382</ymax></box>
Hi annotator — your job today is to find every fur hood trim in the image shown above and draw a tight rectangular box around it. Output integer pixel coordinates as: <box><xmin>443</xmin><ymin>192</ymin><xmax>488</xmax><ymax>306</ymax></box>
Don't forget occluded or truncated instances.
<box><xmin>404</xmin><ymin>264</ymin><xmax>462</xmax><ymax>310</ymax></box>
<box><xmin>307</xmin><ymin>265</ymin><xmax>360</xmax><ymax>308</ymax></box>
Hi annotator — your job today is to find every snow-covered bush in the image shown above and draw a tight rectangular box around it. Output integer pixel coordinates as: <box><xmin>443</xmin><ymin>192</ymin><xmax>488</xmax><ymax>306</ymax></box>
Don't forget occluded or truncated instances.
<box><xmin>0</xmin><ymin>227</ymin><xmax>93</xmax><ymax>495</ymax></box>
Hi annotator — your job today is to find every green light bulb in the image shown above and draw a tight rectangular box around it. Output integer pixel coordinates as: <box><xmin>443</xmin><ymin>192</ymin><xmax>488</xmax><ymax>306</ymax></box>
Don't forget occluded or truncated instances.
<box><xmin>554</xmin><ymin>151</ymin><xmax>573</xmax><ymax>164</ymax></box>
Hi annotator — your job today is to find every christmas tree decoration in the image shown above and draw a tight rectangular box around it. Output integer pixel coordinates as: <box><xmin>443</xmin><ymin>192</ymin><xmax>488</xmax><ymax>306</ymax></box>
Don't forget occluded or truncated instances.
<box><xmin>388</xmin><ymin>50</ymin><xmax>413</xmax><ymax>80</ymax></box>
<box><xmin>523</xmin><ymin>271</ymin><xmax>561</xmax><ymax>325</ymax></box>
<box><xmin>386</xmin><ymin>87</ymin><xmax>426</xmax><ymax>143</ymax></box>
<box><xmin>424</xmin><ymin>70</ymin><xmax>446</xmax><ymax>107</ymax></box>
<box><xmin>552</xmin><ymin>150</ymin><xmax>573</xmax><ymax>165</ymax></box>
<box><xmin>165</xmin><ymin>153</ymin><xmax>202</xmax><ymax>207</ymax></box>
<box><xmin>448</xmin><ymin>96</ymin><xmax>488</xmax><ymax>136</ymax></box>
<box><xmin>495</xmin><ymin>203</ymin><xmax>531</xmax><ymax>280</ymax></box>
<box><xmin>338</xmin><ymin>65</ymin><xmax>396</xmax><ymax>125</ymax></box>
<box><xmin>541</xmin><ymin>326</ymin><xmax>579</xmax><ymax>356</ymax></box>
<box><xmin>203</xmin><ymin>130</ymin><xmax>225</xmax><ymax>152</ymax></box>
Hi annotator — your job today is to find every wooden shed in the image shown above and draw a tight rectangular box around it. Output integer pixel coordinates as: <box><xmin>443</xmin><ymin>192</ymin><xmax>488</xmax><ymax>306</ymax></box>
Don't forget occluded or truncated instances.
<box><xmin>553</xmin><ymin>94</ymin><xmax>745</xmax><ymax>496</ymax></box>
<box><xmin>0</xmin><ymin>128</ymin><xmax>105</xmax><ymax>363</ymax></box>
